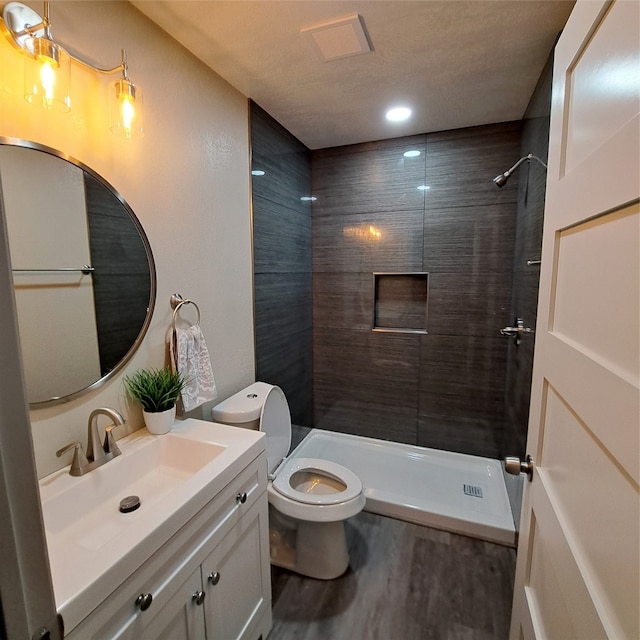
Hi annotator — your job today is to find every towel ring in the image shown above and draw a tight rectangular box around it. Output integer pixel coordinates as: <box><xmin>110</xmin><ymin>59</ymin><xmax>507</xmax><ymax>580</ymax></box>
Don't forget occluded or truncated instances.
<box><xmin>170</xmin><ymin>294</ymin><xmax>201</xmax><ymax>329</ymax></box>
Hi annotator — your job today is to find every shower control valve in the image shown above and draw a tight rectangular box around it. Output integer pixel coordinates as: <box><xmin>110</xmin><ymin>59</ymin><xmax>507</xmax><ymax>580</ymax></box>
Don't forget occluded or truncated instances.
<box><xmin>500</xmin><ymin>317</ymin><xmax>534</xmax><ymax>345</ymax></box>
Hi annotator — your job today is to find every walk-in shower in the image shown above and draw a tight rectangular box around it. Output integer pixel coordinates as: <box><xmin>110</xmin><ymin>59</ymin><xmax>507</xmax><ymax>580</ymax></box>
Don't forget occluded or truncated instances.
<box><xmin>251</xmin><ymin>51</ymin><xmax>553</xmax><ymax>545</ymax></box>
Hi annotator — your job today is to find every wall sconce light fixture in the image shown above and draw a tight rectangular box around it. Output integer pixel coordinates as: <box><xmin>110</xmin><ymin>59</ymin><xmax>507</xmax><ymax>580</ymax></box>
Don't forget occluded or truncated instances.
<box><xmin>2</xmin><ymin>1</ymin><xmax>143</xmax><ymax>138</ymax></box>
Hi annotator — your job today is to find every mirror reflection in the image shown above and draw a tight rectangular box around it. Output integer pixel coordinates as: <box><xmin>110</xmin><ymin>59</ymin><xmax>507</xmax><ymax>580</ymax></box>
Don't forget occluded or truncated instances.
<box><xmin>0</xmin><ymin>141</ymin><xmax>155</xmax><ymax>406</ymax></box>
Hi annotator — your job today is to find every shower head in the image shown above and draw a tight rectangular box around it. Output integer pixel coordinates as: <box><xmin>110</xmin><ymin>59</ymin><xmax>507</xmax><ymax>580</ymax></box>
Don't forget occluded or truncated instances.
<box><xmin>492</xmin><ymin>153</ymin><xmax>547</xmax><ymax>188</ymax></box>
<box><xmin>493</xmin><ymin>172</ymin><xmax>510</xmax><ymax>188</ymax></box>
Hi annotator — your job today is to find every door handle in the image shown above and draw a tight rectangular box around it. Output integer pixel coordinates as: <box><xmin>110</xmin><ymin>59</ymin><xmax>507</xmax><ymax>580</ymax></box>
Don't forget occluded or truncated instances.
<box><xmin>504</xmin><ymin>455</ymin><xmax>534</xmax><ymax>481</ymax></box>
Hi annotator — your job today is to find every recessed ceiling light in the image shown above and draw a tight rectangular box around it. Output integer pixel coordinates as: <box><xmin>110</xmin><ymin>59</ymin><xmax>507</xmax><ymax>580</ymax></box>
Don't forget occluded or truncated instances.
<box><xmin>403</xmin><ymin>150</ymin><xmax>421</xmax><ymax>158</ymax></box>
<box><xmin>386</xmin><ymin>107</ymin><xmax>411</xmax><ymax>122</ymax></box>
<box><xmin>252</xmin><ymin>170</ymin><xmax>265</xmax><ymax>176</ymax></box>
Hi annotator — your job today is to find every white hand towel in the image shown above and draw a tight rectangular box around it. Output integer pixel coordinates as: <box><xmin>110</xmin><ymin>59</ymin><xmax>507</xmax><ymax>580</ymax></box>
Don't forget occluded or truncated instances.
<box><xmin>171</xmin><ymin>324</ymin><xmax>218</xmax><ymax>412</ymax></box>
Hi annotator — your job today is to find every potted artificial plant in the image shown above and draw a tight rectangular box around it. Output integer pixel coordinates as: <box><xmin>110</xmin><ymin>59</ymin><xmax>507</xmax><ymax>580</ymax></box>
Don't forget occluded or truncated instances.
<box><xmin>124</xmin><ymin>367</ymin><xmax>187</xmax><ymax>435</ymax></box>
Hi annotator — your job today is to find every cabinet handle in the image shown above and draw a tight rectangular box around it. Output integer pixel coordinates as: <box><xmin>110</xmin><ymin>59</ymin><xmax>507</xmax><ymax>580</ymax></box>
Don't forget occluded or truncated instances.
<box><xmin>192</xmin><ymin>590</ymin><xmax>206</xmax><ymax>606</ymax></box>
<box><xmin>236</xmin><ymin>491</ymin><xmax>247</xmax><ymax>504</ymax></box>
<box><xmin>208</xmin><ymin>571</ymin><xmax>221</xmax><ymax>586</ymax></box>
<box><xmin>135</xmin><ymin>593</ymin><xmax>153</xmax><ymax>611</ymax></box>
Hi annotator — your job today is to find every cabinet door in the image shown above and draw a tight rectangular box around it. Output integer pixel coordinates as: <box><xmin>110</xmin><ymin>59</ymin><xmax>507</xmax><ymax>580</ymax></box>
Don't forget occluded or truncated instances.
<box><xmin>70</xmin><ymin>565</ymin><xmax>206</xmax><ymax>640</ymax></box>
<box><xmin>138</xmin><ymin>566</ymin><xmax>207</xmax><ymax>640</ymax></box>
<box><xmin>202</xmin><ymin>499</ymin><xmax>271</xmax><ymax>640</ymax></box>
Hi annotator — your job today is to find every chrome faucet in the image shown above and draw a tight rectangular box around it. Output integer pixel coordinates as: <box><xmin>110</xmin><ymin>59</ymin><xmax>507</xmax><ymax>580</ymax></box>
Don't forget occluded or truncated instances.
<box><xmin>56</xmin><ymin>407</ymin><xmax>125</xmax><ymax>476</ymax></box>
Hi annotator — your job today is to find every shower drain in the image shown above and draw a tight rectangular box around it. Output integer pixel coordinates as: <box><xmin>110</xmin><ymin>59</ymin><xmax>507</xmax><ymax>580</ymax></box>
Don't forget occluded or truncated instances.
<box><xmin>463</xmin><ymin>484</ymin><xmax>483</xmax><ymax>498</ymax></box>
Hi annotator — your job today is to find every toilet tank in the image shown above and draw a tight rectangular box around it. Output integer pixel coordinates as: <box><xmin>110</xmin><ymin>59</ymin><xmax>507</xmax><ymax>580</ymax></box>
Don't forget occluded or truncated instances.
<box><xmin>210</xmin><ymin>381</ymin><xmax>272</xmax><ymax>431</ymax></box>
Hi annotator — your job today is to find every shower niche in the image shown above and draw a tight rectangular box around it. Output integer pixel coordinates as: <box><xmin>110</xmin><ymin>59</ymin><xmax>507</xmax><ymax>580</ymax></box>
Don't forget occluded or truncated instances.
<box><xmin>372</xmin><ymin>272</ymin><xmax>429</xmax><ymax>334</ymax></box>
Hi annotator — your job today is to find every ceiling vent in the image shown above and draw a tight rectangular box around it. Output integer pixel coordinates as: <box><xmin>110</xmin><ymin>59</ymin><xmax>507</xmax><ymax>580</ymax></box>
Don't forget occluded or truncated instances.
<box><xmin>301</xmin><ymin>14</ymin><xmax>372</xmax><ymax>62</ymax></box>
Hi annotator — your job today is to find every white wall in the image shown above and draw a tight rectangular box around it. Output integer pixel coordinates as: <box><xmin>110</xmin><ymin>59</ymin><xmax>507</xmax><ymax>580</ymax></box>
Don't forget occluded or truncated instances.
<box><xmin>0</xmin><ymin>1</ymin><xmax>255</xmax><ymax>477</ymax></box>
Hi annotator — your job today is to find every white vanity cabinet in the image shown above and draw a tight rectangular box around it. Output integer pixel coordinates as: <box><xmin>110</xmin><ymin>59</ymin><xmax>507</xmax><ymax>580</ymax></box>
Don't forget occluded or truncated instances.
<box><xmin>65</xmin><ymin>451</ymin><xmax>272</xmax><ymax>640</ymax></box>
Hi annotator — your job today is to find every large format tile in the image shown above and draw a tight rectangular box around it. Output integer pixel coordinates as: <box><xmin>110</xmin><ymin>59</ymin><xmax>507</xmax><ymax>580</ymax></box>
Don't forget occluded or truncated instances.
<box><xmin>310</xmin><ymin>121</ymin><xmax>523</xmax><ymax>452</ymax></box>
<box><xmin>313</xmin><ymin>388</ymin><xmax>418</xmax><ymax>444</ymax></box>
<box><xmin>251</xmin><ymin>102</ymin><xmax>312</xmax><ymax>209</ymax></box>
<box><xmin>253</xmin><ymin>194</ymin><xmax>311</xmax><ymax>273</ymax></box>
<box><xmin>424</xmin><ymin>122</ymin><xmax>522</xmax><ymax>210</ymax></box>
<box><xmin>423</xmin><ymin>203</ymin><xmax>516</xmax><ymax>274</ymax></box>
<box><xmin>312</xmin><ymin>138</ymin><xmax>426</xmax><ymax>216</ymax></box>
<box><xmin>251</xmin><ymin>103</ymin><xmax>313</xmax><ymax>427</ymax></box>
<box><xmin>419</xmin><ymin>334</ymin><xmax>507</xmax><ymax>427</ymax></box>
<box><xmin>312</xmin><ymin>209</ymin><xmax>424</xmax><ymax>273</ymax></box>
<box><xmin>427</xmin><ymin>270</ymin><xmax>513</xmax><ymax>338</ymax></box>
<box><xmin>255</xmin><ymin>274</ymin><xmax>312</xmax><ymax>339</ymax></box>
<box><xmin>313</xmin><ymin>327</ymin><xmax>420</xmax><ymax>444</ymax></box>
<box><xmin>417</xmin><ymin>414</ymin><xmax>502</xmax><ymax>459</ymax></box>
<box><xmin>255</xmin><ymin>273</ymin><xmax>313</xmax><ymax>426</ymax></box>
<box><xmin>313</xmin><ymin>272</ymin><xmax>374</xmax><ymax>331</ymax></box>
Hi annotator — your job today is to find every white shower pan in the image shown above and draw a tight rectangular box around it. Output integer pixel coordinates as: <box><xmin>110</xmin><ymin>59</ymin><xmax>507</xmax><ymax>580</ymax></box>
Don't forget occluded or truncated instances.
<box><xmin>291</xmin><ymin>429</ymin><xmax>516</xmax><ymax>546</ymax></box>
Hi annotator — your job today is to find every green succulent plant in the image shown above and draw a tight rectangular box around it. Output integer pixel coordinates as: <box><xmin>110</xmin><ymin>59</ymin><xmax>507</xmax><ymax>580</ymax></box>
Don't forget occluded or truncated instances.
<box><xmin>124</xmin><ymin>367</ymin><xmax>187</xmax><ymax>413</ymax></box>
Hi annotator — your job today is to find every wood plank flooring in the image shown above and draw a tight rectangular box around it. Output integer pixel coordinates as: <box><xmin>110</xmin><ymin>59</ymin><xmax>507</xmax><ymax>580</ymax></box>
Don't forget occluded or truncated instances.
<box><xmin>267</xmin><ymin>512</ymin><xmax>516</xmax><ymax>640</ymax></box>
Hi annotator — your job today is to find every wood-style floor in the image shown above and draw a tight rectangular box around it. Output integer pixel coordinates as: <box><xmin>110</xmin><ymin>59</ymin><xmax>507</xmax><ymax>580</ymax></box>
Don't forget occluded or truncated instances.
<box><xmin>267</xmin><ymin>512</ymin><xmax>516</xmax><ymax>640</ymax></box>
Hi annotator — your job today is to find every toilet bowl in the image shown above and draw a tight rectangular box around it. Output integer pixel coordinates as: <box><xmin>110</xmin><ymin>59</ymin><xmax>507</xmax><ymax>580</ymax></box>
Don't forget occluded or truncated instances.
<box><xmin>211</xmin><ymin>381</ymin><xmax>365</xmax><ymax>579</ymax></box>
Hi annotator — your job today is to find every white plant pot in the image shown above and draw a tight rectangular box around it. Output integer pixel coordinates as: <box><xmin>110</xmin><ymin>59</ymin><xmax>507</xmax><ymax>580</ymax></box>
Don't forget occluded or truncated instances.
<box><xmin>143</xmin><ymin>405</ymin><xmax>176</xmax><ymax>435</ymax></box>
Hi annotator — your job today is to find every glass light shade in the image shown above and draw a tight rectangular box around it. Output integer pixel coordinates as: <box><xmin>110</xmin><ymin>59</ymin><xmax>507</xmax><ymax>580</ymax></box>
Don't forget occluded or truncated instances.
<box><xmin>23</xmin><ymin>37</ymin><xmax>70</xmax><ymax>112</ymax></box>
<box><xmin>109</xmin><ymin>78</ymin><xmax>143</xmax><ymax>138</ymax></box>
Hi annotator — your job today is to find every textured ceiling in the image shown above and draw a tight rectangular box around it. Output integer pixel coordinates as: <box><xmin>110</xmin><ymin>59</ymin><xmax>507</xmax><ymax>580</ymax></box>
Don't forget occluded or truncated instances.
<box><xmin>133</xmin><ymin>0</ymin><xmax>575</xmax><ymax>150</ymax></box>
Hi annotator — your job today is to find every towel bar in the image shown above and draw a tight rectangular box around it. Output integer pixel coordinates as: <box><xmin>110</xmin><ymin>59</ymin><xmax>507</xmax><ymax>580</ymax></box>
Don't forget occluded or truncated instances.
<box><xmin>12</xmin><ymin>265</ymin><xmax>94</xmax><ymax>274</ymax></box>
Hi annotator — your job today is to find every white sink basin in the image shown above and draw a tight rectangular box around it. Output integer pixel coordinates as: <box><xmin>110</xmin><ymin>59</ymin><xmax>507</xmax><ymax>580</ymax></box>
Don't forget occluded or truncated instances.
<box><xmin>42</xmin><ymin>434</ymin><xmax>226</xmax><ymax>550</ymax></box>
<box><xmin>39</xmin><ymin>418</ymin><xmax>265</xmax><ymax>632</ymax></box>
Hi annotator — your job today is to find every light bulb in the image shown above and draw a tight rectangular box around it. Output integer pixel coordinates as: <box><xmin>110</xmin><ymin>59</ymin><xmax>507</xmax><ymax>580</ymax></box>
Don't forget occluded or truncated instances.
<box><xmin>110</xmin><ymin>78</ymin><xmax>143</xmax><ymax>138</ymax></box>
<box><xmin>120</xmin><ymin>94</ymin><xmax>136</xmax><ymax>138</ymax></box>
<box><xmin>24</xmin><ymin>37</ymin><xmax>70</xmax><ymax>112</ymax></box>
<box><xmin>39</xmin><ymin>59</ymin><xmax>55</xmax><ymax>107</ymax></box>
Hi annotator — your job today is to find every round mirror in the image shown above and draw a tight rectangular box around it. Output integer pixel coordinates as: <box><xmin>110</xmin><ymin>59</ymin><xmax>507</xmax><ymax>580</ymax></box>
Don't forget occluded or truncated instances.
<box><xmin>0</xmin><ymin>138</ymin><xmax>156</xmax><ymax>407</ymax></box>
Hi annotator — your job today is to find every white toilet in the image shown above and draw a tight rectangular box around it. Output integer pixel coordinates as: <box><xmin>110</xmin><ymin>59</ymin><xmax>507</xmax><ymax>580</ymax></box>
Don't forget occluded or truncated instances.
<box><xmin>211</xmin><ymin>381</ymin><xmax>365</xmax><ymax>580</ymax></box>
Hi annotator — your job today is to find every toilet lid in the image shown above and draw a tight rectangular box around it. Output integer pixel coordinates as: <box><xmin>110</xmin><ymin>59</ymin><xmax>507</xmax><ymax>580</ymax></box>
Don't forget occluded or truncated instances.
<box><xmin>261</xmin><ymin>385</ymin><xmax>292</xmax><ymax>473</ymax></box>
<box><xmin>272</xmin><ymin>457</ymin><xmax>363</xmax><ymax>505</ymax></box>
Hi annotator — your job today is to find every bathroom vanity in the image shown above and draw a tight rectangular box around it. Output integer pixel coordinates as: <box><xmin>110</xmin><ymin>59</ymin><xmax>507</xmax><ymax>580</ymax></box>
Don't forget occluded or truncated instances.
<box><xmin>40</xmin><ymin>419</ymin><xmax>272</xmax><ymax>639</ymax></box>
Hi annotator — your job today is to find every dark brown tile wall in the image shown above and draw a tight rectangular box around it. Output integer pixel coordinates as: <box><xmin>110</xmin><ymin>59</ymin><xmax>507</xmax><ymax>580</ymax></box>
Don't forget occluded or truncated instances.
<box><xmin>314</xmin><ymin>327</ymin><xmax>421</xmax><ymax>442</ymax></box>
<box><xmin>251</xmin><ymin>101</ymin><xmax>313</xmax><ymax>425</ymax></box>
<box><xmin>503</xmin><ymin>52</ymin><xmax>553</xmax><ymax>459</ymax></box>
<box><xmin>312</xmin><ymin>122</ymin><xmax>523</xmax><ymax>456</ymax></box>
<box><xmin>252</xmin><ymin>78</ymin><xmax>550</xmax><ymax>460</ymax></box>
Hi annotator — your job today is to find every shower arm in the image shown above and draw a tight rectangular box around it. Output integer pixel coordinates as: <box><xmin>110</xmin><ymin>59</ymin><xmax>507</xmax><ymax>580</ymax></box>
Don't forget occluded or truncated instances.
<box><xmin>504</xmin><ymin>153</ymin><xmax>547</xmax><ymax>178</ymax></box>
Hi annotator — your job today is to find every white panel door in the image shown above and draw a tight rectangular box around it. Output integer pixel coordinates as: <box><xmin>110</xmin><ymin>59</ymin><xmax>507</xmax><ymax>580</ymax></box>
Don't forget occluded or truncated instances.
<box><xmin>509</xmin><ymin>1</ymin><xmax>639</xmax><ymax>639</ymax></box>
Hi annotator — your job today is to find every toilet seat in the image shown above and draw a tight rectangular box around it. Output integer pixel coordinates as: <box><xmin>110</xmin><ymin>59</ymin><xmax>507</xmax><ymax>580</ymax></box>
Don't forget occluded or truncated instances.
<box><xmin>272</xmin><ymin>457</ymin><xmax>363</xmax><ymax>506</ymax></box>
<box><xmin>211</xmin><ymin>382</ymin><xmax>365</xmax><ymax>525</ymax></box>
